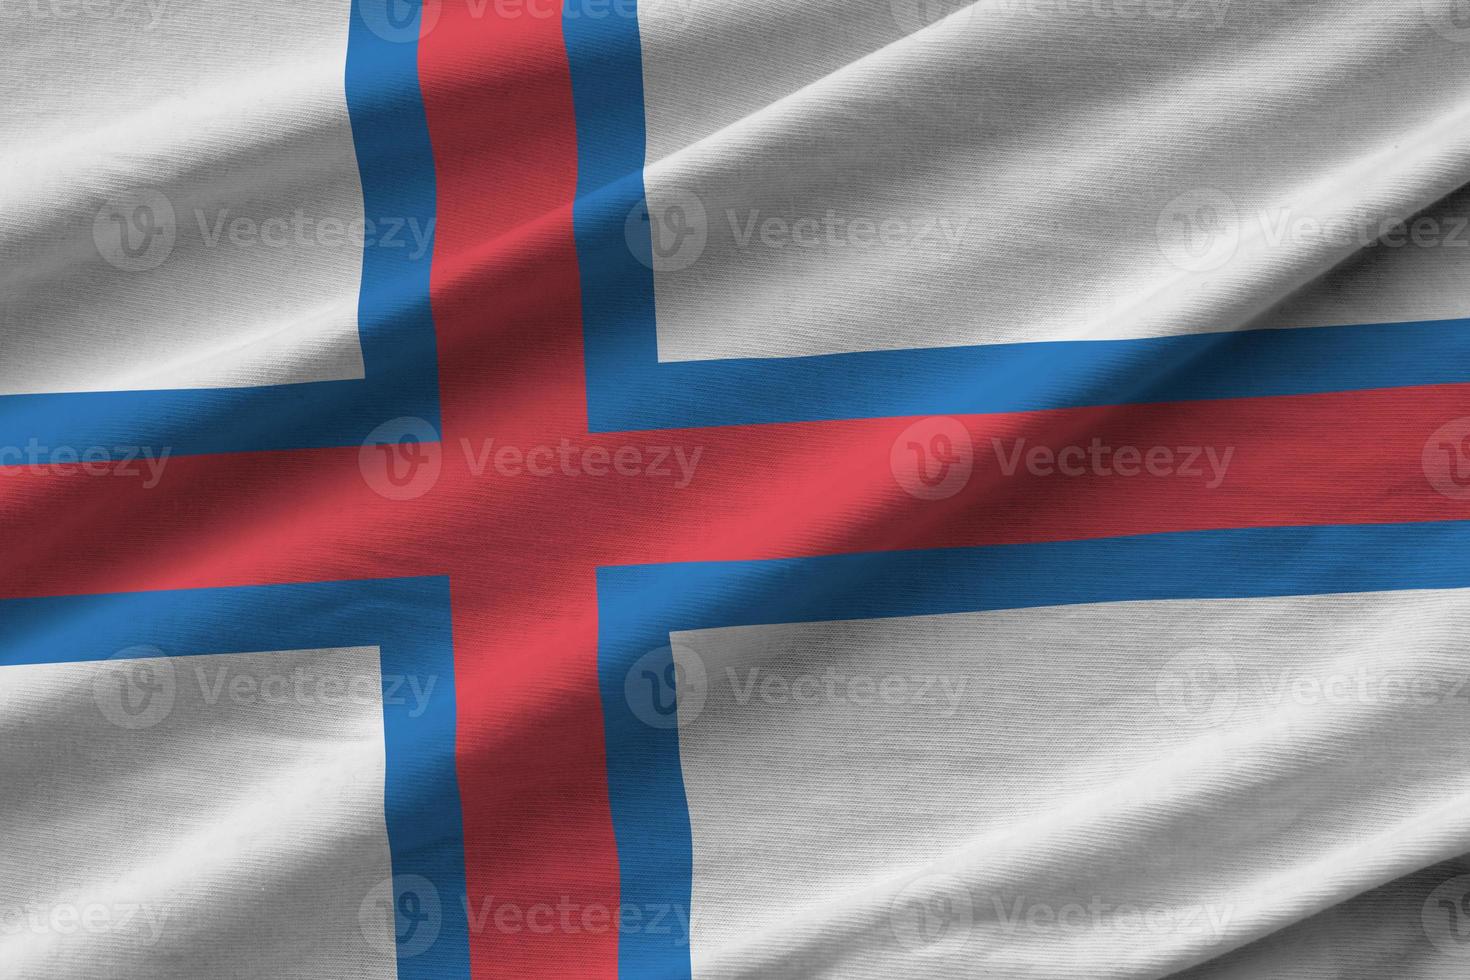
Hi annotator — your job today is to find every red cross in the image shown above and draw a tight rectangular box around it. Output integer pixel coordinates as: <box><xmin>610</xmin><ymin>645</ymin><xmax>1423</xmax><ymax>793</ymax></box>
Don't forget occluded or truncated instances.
<box><xmin>1</xmin><ymin>6</ymin><xmax>1464</xmax><ymax>978</ymax></box>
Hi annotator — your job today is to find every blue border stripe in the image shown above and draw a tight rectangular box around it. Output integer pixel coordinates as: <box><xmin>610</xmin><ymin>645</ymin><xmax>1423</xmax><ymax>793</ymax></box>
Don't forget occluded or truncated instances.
<box><xmin>367</xmin><ymin>577</ymin><xmax>471</xmax><ymax>980</ymax></box>
<box><xmin>597</xmin><ymin>613</ymin><xmax>694</xmax><ymax>979</ymax></box>
<box><xmin>0</xmin><ymin>3</ymin><xmax>440</xmax><ymax>462</ymax></box>
<box><xmin>0</xmin><ymin>577</ymin><xmax>470</xmax><ymax>978</ymax></box>
<box><xmin>343</xmin><ymin>0</ymin><xmax>441</xmax><ymax>409</ymax></box>
<box><xmin>559</xmin><ymin>0</ymin><xmax>1470</xmax><ymax>430</ymax></box>
<box><xmin>596</xmin><ymin>520</ymin><xmax>1470</xmax><ymax>972</ymax></box>
<box><xmin>563</xmin><ymin>0</ymin><xmax>658</xmax><ymax>438</ymax></box>
<box><xmin>582</xmin><ymin>316</ymin><xmax>1470</xmax><ymax>431</ymax></box>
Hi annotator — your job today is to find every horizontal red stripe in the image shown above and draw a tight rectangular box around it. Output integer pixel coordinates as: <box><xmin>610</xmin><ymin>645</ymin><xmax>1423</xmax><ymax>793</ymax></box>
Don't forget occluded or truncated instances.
<box><xmin>0</xmin><ymin>381</ymin><xmax>1466</xmax><ymax>977</ymax></box>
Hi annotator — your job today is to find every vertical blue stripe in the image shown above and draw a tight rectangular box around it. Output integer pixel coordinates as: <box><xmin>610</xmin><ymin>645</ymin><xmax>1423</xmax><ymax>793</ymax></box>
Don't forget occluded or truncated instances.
<box><xmin>344</xmin><ymin>0</ymin><xmax>442</xmax><ymax>423</ymax></box>
<box><xmin>597</xmin><ymin>578</ymin><xmax>696</xmax><ymax>979</ymax></box>
<box><xmin>373</xmin><ymin>577</ymin><xmax>473</xmax><ymax>980</ymax></box>
<box><xmin>564</xmin><ymin>6</ymin><xmax>699</xmax><ymax>972</ymax></box>
<box><xmin>562</xmin><ymin>0</ymin><xmax>662</xmax><ymax>435</ymax></box>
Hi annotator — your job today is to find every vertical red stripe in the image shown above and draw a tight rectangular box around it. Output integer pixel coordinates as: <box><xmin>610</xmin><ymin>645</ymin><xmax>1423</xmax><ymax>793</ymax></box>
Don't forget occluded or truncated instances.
<box><xmin>418</xmin><ymin>2</ymin><xmax>619</xmax><ymax>977</ymax></box>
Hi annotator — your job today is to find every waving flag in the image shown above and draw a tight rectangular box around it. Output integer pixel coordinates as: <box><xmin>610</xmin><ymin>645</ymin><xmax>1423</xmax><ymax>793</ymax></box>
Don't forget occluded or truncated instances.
<box><xmin>4</xmin><ymin>1</ymin><xmax>1470</xmax><ymax>977</ymax></box>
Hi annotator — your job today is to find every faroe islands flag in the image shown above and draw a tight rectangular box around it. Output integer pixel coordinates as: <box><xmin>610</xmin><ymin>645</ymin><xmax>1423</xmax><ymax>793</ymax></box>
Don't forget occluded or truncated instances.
<box><xmin>4</xmin><ymin>1</ymin><xmax>1470</xmax><ymax>977</ymax></box>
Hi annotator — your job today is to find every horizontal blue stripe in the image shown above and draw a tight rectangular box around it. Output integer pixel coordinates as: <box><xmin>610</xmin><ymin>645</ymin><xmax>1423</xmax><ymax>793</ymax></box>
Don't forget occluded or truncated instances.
<box><xmin>601</xmin><ymin>522</ymin><xmax>1470</xmax><ymax>631</ymax></box>
<box><xmin>584</xmin><ymin>306</ymin><xmax>1470</xmax><ymax>431</ymax></box>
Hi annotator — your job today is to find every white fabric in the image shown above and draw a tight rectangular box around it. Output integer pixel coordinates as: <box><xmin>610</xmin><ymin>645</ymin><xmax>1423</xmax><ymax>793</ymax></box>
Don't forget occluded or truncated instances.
<box><xmin>1174</xmin><ymin>855</ymin><xmax>1470</xmax><ymax>979</ymax></box>
<box><xmin>671</xmin><ymin>588</ymin><xmax>1470</xmax><ymax>978</ymax></box>
<box><xmin>0</xmin><ymin>646</ymin><xmax>396</xmax><ymax>978</ymax></box>
<box><xmin>640</xmin><ymin>1</ymin><xmax>1470</xmax><ymax>361</ymax></box>
<box><xmin>0</xmin><ymin>0</ymin><xmax>366</xmax><ymax>395</ymax></box>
